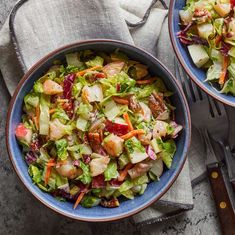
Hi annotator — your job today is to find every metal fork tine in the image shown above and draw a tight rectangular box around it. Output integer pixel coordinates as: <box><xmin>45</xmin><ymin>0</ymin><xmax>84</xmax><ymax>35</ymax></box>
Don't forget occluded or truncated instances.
<box><xmin>174</xmin><ymin>58</ymin><xmax>187</xmax><ymax>95</ymax></box>
<box><xmin>176</xmin><ymin>60</ymin><xmax>194</xmax><ymax>102</ymax></box>
<box><xmin>215</xmin><ymin>99</ymin><xmax>226</xmax><ymax>116</ymax></box>
<box><xmin>189</xmin><ymin>79</ymin><xmax>201</xmax><ymax>102</ymax></box>
<box><xmin>208</xmin><ymin>96</ymin><xmax>217</xmax><ymax>117</ymax></box>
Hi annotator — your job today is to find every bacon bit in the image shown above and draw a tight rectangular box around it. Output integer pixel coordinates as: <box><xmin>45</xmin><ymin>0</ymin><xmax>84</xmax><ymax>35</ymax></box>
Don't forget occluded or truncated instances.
<box><xmin>76</xmin><ymin>66</ymin><xmax>102</xmax><ymax>76</ymax></box>
<box><xmin>109</xmin><ymin>179</ymin><xmax>123</xmax><ymax>187</ymax></box>
<box><xmin>100</xmin><ymin>198</ymin><xmax>119</xmax><ymax>208</ymax></box>
<box><xmin>88</xmin><ymin>132</ymin><xmax>106</xmax><ymax>155</ymax></box>
<box><xmin>112</xmin><ymin>96</ymin><xmax>129</xmax><ymax>105</ymax></box>
<box><xmin>118</xmin><ymin>163</ymin><xmax>133</xmax><ymax>181</ymax></box>
<box><xmin>136</xmin><ymin>77</ymin><xmax>156</xmax><ymax>85</ymax></box>
<box><xmin>123</xmin><ymin>113</ymin><xmax>134</xmax><ymax>131</ymax></box>
<box><xmin>219</xmin><ymin>56</ymin><xmax>229</xmax><ymax>85</ymax></box>
<box><xmin>88</xmin><ymin>132</ymin><xmax>101</xmax><ymax>143</ymax></box>
<box><xmin>62</xmin><ymin>99</ymin><xmax>74</xmax><ymax>119</ymax></box>
<box><xmin>45</xmin><ymin>159</ymin><xmax>55</xmax><ymax>186</ymax></box>
<box><xmin>120</xmin><ymin>129</ymin><xmax>145</xmax><ymax>140</ymax></box>
<box><xmin>92</xmin><ymin>175</ymin><xmax>106</xmax><ymax>188</ymax></box>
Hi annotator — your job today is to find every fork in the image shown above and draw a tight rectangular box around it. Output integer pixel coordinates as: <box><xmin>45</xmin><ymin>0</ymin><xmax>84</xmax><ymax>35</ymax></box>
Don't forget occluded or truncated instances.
<box><xmin>175</xmin><ymin>58</ymin><xmax>235</xmax><ymax>234</ymax></box>
<box><xmin>175</xmin><ymin>59</ymin><xmax>235</xmax><ymax>191</ymax></box>
<box><xmin>206</xmin><ymin>96</ymin><xmax>235</xmax><ymax>191</ymax></box>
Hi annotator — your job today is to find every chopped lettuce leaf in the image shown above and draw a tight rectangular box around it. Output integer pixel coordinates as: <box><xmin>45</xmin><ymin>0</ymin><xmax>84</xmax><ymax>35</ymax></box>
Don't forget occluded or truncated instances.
<box><xmin>118</xmin><ymin>153</ymin><xmax>130</xmax><ymax>170</ymax></box>
<box><xmin>214</xmin><ymin>18</ymin><xmax>224</xmax><ymax>35</ymax></box>
<box><xmin>104</xmin><ymin>161</ymin><xmax>118</xmax><ymax>181</ymax></box>
<box><xmin>77</xmin><ymin>103</ymin><xmax>92</xmax><ymax>120</ymax></box>
<box><xmin>24</xmin><ymin>93</ymin><xmax>39</xmax><ymax>110</ymax></box>
<box><xmin>157</xmin><ymin>139</ymin><xmax>176</xmax><ymax>168</ymax></box>
<box><xmin>39</xmin><ymin>94</ymin><xmax>50</xmax><ymax>135</ymax></box>
<box><xmin>76</xmin><ymin>117</ymin><xmax>88</xmax><ymax>131</ymax></box>
<box><xmin>37</xmin><ymin>148</ymin><xmax>50</xmax><ymax>166</ymax></box>
<box><xmin>228</xmin><ymin>62</ymin><xmax>235</xmax><ymax>78</ymax></box>
<box><xmin>81</xmin><ymin>195</ymin><xmax>101</xmax><ymax>208</ymax></box>
<box><xmin>205</xmin><ymin>63</ymin><xmax>222</xmax><ymax>81</ymax></box>
<box><xmin>121</xmin><ymin>189</ymin><xmax>134</xmax><ymax>199</ymax></box>
<box><xmin>221</xmin><ymin>78</ymin><xmax>235</xmax><ymax>95</ymax></box>
<box><xmin>100</xmin><ymin>71</ymin><xmax>136</xmax><ymax>96</ymax></box>
<box><xmin>76</xmin><ymin>161</ymin><xmax>92</xmax><ymax>184</ymax></box>
<box><xmin>119</xmin><ymin>180</ymin><xmax>133</xmax><ymax>193</ymax></box>
<box><xmin>51</xmin><ymin>108</ymin><xmax>70</xmax><ymax>123</ymax></box>
<box><xmin>85</xmin><ymin>56</ymin><xmax>104</xmax><ymax>67</ymax></box>
<box><xmin>72</xmin><ymin>82</ymin><xmax>83</xmax><ymax>98</ymax></box>
<box><xmin>66</xmin><ymin>53</ymin><xmax>85</xmax><ymax>69</ymax></box>
<box><xmin>102</xmin><ymin>99</ymin><xmax>120</xmax><ymax>120</ymax></box>
<box><xmin>125</xmin><ymin>137</ymin><xmax>145</xmax><ymax>154</ymax></box>
<box><xmin>28</xmin><ymin>165</ymin><xmax>42</xmax><ymax>184</ymax></box>
<box><xmin>132</xmin><ymin>174</ymin><xmax>149</xmax><ymax>186</ymax></box>
<box><xmin>55</xmin><ymin>139</ymin><xmax>68</xmax><ymax>161</ymax></box>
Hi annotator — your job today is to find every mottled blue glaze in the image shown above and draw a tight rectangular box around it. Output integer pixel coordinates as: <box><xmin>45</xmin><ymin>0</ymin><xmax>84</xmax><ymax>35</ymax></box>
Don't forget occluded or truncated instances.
<box><xmin>169</xmin><ymin>0</ymin><xmax>235</xmax><ymax>107</ymax></box>
<box><xmin>7</xmin><ymin>40</ymin><xmax>191</xmax><ymax>221</ymax></box>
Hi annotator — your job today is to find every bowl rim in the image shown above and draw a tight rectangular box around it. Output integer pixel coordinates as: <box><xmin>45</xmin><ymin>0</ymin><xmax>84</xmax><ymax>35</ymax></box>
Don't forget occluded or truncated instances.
<box><xmin>168</xmin><ymin>0</ymin><xmax>235</xmax><ymax>107</ymax></box>
<box><xmin>6</xmin><ymin>39</ymin><xmax>191</xmax><ymax>222</ymax></box>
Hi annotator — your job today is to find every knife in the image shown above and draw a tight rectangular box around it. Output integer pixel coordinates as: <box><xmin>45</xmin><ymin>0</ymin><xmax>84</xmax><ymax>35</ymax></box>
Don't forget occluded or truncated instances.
<box><xmin>202</xmin><ymin>129</ymin><xmax>235</xmax><ymax>235</ymax></box>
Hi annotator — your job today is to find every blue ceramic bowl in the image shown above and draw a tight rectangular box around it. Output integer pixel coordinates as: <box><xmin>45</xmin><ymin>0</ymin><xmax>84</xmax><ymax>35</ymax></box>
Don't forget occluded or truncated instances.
<box><xmin>169</xmin><ymin>0</ymin><xmax>235</xmax><ymax>107</ymax></box>
<box><xmin>6</xmin><ymin>39</ymin><xmax>191</xmax><ymax>222</ymax></box>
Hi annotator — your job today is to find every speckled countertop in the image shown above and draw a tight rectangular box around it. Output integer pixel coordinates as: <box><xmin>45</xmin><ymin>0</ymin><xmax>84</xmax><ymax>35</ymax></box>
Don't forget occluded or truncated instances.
<box><xmin>0</xmin><ymin>1</ymin><xmax>221</xmax><ymax>234</ymax></box>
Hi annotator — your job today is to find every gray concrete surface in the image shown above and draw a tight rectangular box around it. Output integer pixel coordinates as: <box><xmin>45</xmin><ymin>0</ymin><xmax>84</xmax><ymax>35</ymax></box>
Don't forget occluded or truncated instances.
<box><xmin>0</xmin><ymin>1</ymin><xmax>221</xmax><ymax>234</ymax></box>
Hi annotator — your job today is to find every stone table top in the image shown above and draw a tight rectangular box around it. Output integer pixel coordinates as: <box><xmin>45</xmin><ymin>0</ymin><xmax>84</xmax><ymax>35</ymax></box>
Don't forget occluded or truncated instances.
<box><xmin>0</xmin><ymin>1</ymin><xmax>221</xmax><ymax>234</ymax></box>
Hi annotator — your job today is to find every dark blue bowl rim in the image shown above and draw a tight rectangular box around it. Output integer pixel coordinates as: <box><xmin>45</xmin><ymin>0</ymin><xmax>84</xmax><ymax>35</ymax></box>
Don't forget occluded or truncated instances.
<box><xmin>168</xmin><ymin>0</ymin><xmax>235</xmax><ymax>107</ymax></box>
<box><xmin>6</xmin><ymin>39</ymin><xmax>191</xmax><ymax>222</ymax></box>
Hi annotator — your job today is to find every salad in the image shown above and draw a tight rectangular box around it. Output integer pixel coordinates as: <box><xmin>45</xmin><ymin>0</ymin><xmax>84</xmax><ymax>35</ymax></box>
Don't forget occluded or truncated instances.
<box><xmin>178</xmin><ymin>0</ymin><xmax>235</xmax><ymax>96</ymax></box>
<box><xmin>15</xmin><ymin>49</ymin><xmax>182</xmax><ymax>209</ymax></box>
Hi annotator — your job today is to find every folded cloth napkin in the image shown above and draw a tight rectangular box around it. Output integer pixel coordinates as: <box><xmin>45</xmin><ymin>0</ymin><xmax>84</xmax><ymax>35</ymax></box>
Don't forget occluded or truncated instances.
<box><xmin>0</xmin><ymin>0</ymin><xmax>208</xmax><ymax>226</ymax></box>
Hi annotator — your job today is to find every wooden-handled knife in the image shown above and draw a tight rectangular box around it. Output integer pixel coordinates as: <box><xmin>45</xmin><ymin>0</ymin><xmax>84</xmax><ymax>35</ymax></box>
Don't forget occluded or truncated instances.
<box><xmin>202</xmin><ymin>130</ymin><xmax>235</xmax><ymax>235</ymax></box>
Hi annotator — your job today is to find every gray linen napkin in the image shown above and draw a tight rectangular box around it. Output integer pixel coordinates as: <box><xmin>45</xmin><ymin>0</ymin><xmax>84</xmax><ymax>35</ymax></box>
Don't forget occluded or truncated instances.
<box><xmin>0</xmin><ymin>0</ymin><xmax>207</xmax><ymax>226</ymax></box>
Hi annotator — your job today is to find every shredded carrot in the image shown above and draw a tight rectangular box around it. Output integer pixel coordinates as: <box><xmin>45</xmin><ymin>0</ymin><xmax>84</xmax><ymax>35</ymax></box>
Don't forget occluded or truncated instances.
<box><xmin>215</xmin><ymin>35</ymin><xmax>222</xmax><ymax>45</ymax></box>
<box><xmin>219</xmin><ymin>56</ymin><xmax>229</xmax><ymax>85</ymax></box>
<box><xmin>46</xmin><ymin>160</ymin><xmax>67</xmax><ymax>167</ymax></box>
<box><xmin>112</xmin><ymin>96</ymin><xmax>129</xmax><ymax>105</ymax></box>
<box><xmin>74</xmin><ymin>191</ymin><xmax>86</xmax><ymax>209</ymax></box>
<box><xmin>35</xmin><ymin>105</ymin><xmax>40</xmax><ymax>130</ymax></box>
<box><xmin>49</xmin><ymin>109</ymin><xmax>56</xmax><ymax>114</ymax></box>
<box><xmin>136</xmin><ymin>77</ymin><xmax>156</xmax><ymax>85</ymax></box>
<box><xmin>123</xmin><ymin>113</ymin><xmax>134</xmax><ymax>131</ymax></box>
<box><xmin>73</xmin><ymin>185</ymin><xmax>89</xmax><ymax>209</ymax></box>
<box><xmin>120</xmin><ymin>129</ymin><xmax>145</xmax><ymax>140</ymax></box>
<box><xmin>44</xmin><ymin>159</ymin><xmax>55</xmax><ymax>186</ymax></box>
<box><xmin>76</xmin><ymin>66</ymin><xmax>102</xmax><ymax>76</ymax></box>
<box><xmin>46</xmin><ymin>162</ymin><xmax>56</xmax><ymax>167</ymax></box>
<box><xmin>118</xmin><ymin>163</ymin><xmax>133</xmax><ymax>182</ymax></box>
